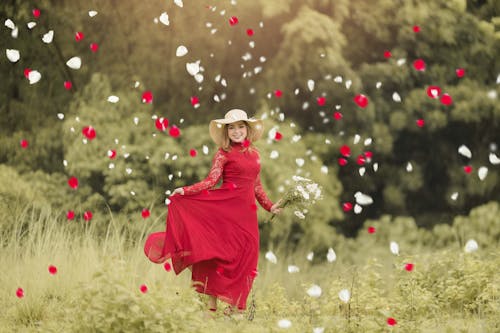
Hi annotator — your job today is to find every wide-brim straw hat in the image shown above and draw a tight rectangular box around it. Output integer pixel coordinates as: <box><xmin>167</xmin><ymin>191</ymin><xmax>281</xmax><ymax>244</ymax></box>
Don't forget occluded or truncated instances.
<box><xmin>209</xmin><ymin>109</ymin><xmax>264</xmax><ymax>146</ymax></box>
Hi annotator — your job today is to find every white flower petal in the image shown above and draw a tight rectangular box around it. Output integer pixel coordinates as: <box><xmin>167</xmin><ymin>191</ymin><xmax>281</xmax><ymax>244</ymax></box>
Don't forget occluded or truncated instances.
<box><xmin>458</xmin><ymin>145</ymin><xmax>472</xmax><ymax>159</ymax></box>
<box><xmin>306</xmin><ymin>284</ymin><xmax>322</xmax><ymax>298</ymax></box>
<box><xmin>478</xmin><ymin>166</ymin><xmax>488</xmax><ymax>181</ymax></box>
<box><xmin>390</xmin><ymin>241</ymin><xmax>400</xmax><ymax>255</ymax></box>
<box><xmin>313</xmin><ymin>328</ymin><xmax>325</xmax><ymax>333</ymax></box>
<box><xmin>406</xmin><ymin>162</ymin><xmax>413</xmax><ymax>172</ymax></box>
<box><xmin>194</xmin><ymin>73</ymin><xmax>204</xmax><ymax>83</ymax></box>
<box><xmin>11</xmin><ymin>27</ymin><xmax>18</xmax><ymax>38</ymax></box>
<box><xmin>464</xmin><ymin>239</ymin><xmax>478</xmax><ymax>253</ymax></box>
<box><xmin>326</xmin><ymin>248</ymin><xmax>336</xmax><ymax>262</ymax></box>
<box><xmin>159</xmin><ymin>12</ymin><xmax>170</xmax><ymax>25</ymax></box>
<box><xmin>307</xmin><ymin>79</ymin><xmax>315</xmax><ymax>91</ymax></box>
<box><xmin>202</xmin><ymin>145</ymin><xmax>209</xmax><ymax>155</ymax></box>
<box><xmin>27</xmin><ymin>22</ymin><xmax>36</xmax><ymax>29</ymax></box>
<box><xmin>42</xmin><ymin>30</ymin><xmax>54</xmax><ymax>43</ymax></box>
<box><xmin>88</xmin><ymin>10</ymin><xmax>98</xmax><ymax>17</ymax></box>
<box><xmin>354</xmin><ymin>204</ymin><xmax>362</xmax><ymax>214</ymax></box>
<box><xmin>66</xmin><ymin>56</ymin><xmax>82</xmax><ymax>69</ymax></box>
<box><xmin>306</xmin><ymin>252</ymin><xmax>314</xmax><ymax>261</ymax></box>
<box><xmin>174</xmin><ymin>0</ymin><xmax>183</xmax><ymax>7</ymax></box>
<box><xmin>287</xmin><ymin>265</ymin><xmax>300</xmax><ymax>273</ymax></box>
<box><xmin>107</xmin><ymin>95</ymin><xmax>120</xmax><ymax>103</ymax></box>
<box><xmin>5</xmin><ymin>19</ymin><xmax>16</xmax><ymax>30</ymax></box>
<box><xmin>186</xmin><ymin>61</ymin><xmax>200</xmax><ymax>76</ymax></box>
<box><xmin>354</xmin><ymin>192</ymin><xmax>373</xmax><ymax>205</ymax></box>
<box><xmin>6</xmin><ymin>49</ymin><xmax>20</xmax><ymax>62</ymax></box>
<box><xmin>28</xmin><ymin>70</ymin><xmax>41</xmax><ymax>84</ymax></box>
<box><xmin>265</xmin><ymin>251</ymin><xmax>277</xmax><ymax>264</ymax></box>
<box><xmin>392</xmin><ymin>92</ymin><xmax>401</xmax><ymax>102</ymax></box>
<box><xmin>270</xmin><ymin>150</ymin><xmax>279</xmax><ymax>159</ymax></box>
<box><xmin>277</xmin><ymin>319</ymin><xmax>292</xmax><ymax>329</ymax></box>
<box><xmin>338</xmin><ymin>289</ymin><xmax>351</xmax><ymax>303</ymax></box>
<box><xmin>489</xmin><ymin>153</ymin><xmax>500</xmax><ymax>165</ymax></box>
<box><xmin>176</xmin><ymin>45</ymin><xmax>188</xmax><ymax>57</ymax></box>
<box><xmin>295</xmin><ymin>158</ymin><xmax>305</xmax><ymax>167</ymax></box>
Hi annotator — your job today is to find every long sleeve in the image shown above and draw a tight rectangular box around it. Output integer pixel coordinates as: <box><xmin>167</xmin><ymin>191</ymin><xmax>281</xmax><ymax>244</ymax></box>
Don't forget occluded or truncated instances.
<box><xmin>254</xmin><ymin>173</ymin><xmax>274</xmax><ymax>212</ymax></box>
<box><xmin>183</xmin><ymin>149</ymin><xmax>227</xmax><ymax>195</ymax></box>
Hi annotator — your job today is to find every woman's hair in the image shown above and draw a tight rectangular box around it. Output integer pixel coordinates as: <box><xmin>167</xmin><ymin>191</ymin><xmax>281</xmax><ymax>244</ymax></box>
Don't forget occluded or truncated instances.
<box><xmin>220</xmin><ymin>121</ymin><xmax>257</xmax><ymax>152</ymax></box>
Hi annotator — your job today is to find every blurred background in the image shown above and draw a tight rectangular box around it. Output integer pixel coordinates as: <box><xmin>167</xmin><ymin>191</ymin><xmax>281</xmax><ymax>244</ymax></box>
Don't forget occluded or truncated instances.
<box><xmin>1</xmin><ymin>0</ymin><xmax>499</xmax><ymax>253</ymax></box>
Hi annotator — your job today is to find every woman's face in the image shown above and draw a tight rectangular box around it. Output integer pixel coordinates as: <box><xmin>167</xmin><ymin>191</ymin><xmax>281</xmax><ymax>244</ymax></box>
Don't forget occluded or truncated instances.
<box><xmin>227</xmin><ymin>121</ymin><xmax>248</xmax><ymax>143</ymax></box>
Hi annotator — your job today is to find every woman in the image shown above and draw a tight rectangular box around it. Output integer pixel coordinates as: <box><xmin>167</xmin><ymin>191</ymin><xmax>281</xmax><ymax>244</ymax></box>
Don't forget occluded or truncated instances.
<box><xmin>144</xmin><ymin>109</ymin><xmax>282</xmax><ymax>315</ymax></box>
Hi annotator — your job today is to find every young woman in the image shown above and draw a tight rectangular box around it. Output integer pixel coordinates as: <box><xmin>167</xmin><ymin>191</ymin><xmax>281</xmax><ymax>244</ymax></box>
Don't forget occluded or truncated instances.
<box><xmin>144</xmin><ymin>109</ymin><xmax>282</xmax><ymax>315</ymax></box>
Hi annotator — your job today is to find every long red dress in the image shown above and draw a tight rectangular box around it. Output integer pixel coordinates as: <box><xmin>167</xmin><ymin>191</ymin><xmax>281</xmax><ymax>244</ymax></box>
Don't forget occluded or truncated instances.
<box><xmin>144</xmin><ymin>142</ymin><xmax>273</xmax><ymax>310</ymax></box>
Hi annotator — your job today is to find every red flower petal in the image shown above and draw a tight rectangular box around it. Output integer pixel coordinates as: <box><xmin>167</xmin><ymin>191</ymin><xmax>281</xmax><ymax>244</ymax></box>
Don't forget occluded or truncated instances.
<box><xmin>383</xmin><ymin>50</ymin><xmax>392</xmax><ymax>58</ymax></box>
<box><xmin>342</xmin><ymin>202</ymin><xmax>353</xmax><ymax>212</ymax></box>
<box><xmin>338</xmin><ymin>158</ymin><xmax>348</xmax><ymax>166</ymax></box>
<box><xmin>141</xmin><ymin>208</ymin><xmax>150</xmax><ymax>219</ymax></box>
<box><xmin>456</xmin><ymin>68</ymin><xmax>465</xmax><ymax>78</ymax></box>
<box><xmin>107</xmin><ymin>149</ymin><xmax>116</xmax><ymax>159</ymax></box>
<box><xmin>440</xmin><ymin>93</ymin><xmax>453</xmax><ymax>106</ymax></box>
<box><xmin>140</xmin><ymin>284</ymin><xmax>148</xmax><ymax>293</ymax></box>
<box><xmin>32</xmin><ymin>9</ymin><xmax>41</xmax><ymax>18</ymax></box>
<box><xmin>142</xmin><ymin>91</ymin><xmax>153</xmax><ymax>104</ymax></box>
<box><xmin>75</xmin><ymin>32</ymin><xmax>84</xmax><ymax>42</ymax></box>
<box><xmin>66</xmin><ymin>210</ymin><xmax>75</xmax><ymax>220</ymax></box>
<box><xmin>354</xmin><ymin>94</ymin><xmax>368</xmax><ymax>108</ymax></box>
<box><xmin>20</xmin><ymin>139</ymin><xmax>29</xmax><ymax>148</ymax></box>
<box><xmin>387</xmin><ymin>317</ymin><xmax>397</xmax><ymax>326</ymax></box>
<box><xmin>274</xmin><ymin>132</ymin><xmax>283</xmax><ymax>141</ymax></box>
<box><xmin>189</xmin><ymin>149</ymin><xmax>197</xmax><ymax>157</ymax></box>
<box><xmin>155</xmin><ymin>118</ymin><xmax>169</xmax><ymax>131</ymax></box>
<box><xmin>83</xmin><ymin>211</ymin><xmax>93</xmax><ymax>221</ymax></box>
<box><xmin>405</xmin><ymin>263</ymin><xmax>414</xmax><ymax>271</ymax></box>
<box><xmin>90</xmin><ymin>43</ymin><xmax>99</xmax><ymax>52</ymax></box>
<box><xmin>48</xmin><ymin>265</ymin><xmax>57</xmax><ymax>275</ymax></box>
<box><xmin>229</xmin><ymin>16</ymin><xmax>239</xmax><ymax>26</ymax></box>
<box><xmin>367</xmin><ymin>226</ymin><xmax>376</xmax><ymax>234</ymax></box>
<box><xmin>190</xmin><ymin>96</ymin><xmax>199</xmax><ymax>106</ymax></box>
<box><xmin>24</xmin><ymin>68</ymin><xmax>31</xmax><ymax>79</ymax></box>
<box><xmin>413</xmin><ymin>59</ymin><xmax>426</xmax><ymax>71</ymax></box>
<box><xmin>250</xmin><ymin>269</ymin><xmax>258</xmax><ymax>278</ymax></box>
<box><xmin>169</xmin><ymin>125</ymin><xmax>181</xmax><ymax>138</ymax></box>
<box><xmin>333</xmin><ymin>112</ymin><xmax>343</xmax><ymax>120</ymax></box>
<box><xmin>242</xmin><ymin>139</ymin><xmax>250</xmax><ymax>147</ymax></box>
<box><xmin>317</xmin><ymin>96</ymin><xmax>326</xmax><ymax>106</ymax></box>
<box><xmin>413</xmin><ymin>25</ymin><xmax>420</xmax><ymax>33</ymax></box>
<box><xmin>274</xmin><ymin>89</ymin><xmax>283</xmax><ymax>98</ymax></box>
<box><xmin>246</xmin><ymin>28</ymin><xmax>254</xmax><ymax>36</ymax></box>
<box><xmin>64</xmin><ymin>81</ymin><xmax>72</xmax><ymax>90</ymax></box>
<box><xmin>416</xmin><ymin>119</ymin><xmax>425</xmax><ymax>127</ymax></box>
<box><xmin>164</xmin><ymin>262</ymin><xmax>172</xmax><ymax>272</ymax></box>
<box><xmin>364</xmin><ymin>151</ymin><xmax>373</xmax><ymax>159</ymax></box>
<box><xmin>340</xmin><ymin>145</ymin><xmax>351</xmax><ymax>157</ymax></box>
<box><xmin>357</xmin><ymin>155</ymin><xmax>366</xmax><ymax>165</ymax></box>
<box><xmin>464</xmin><ymin>165</ymin><xmax>472</xmax><ymax>174</ymax></box>
<box><xmin>16</xmin><ymin>288</ymin><xmax>24</xmax><ymax>298</ymax></box>
<box><xmin>68</xmin><ymin>176</ymin><xmax>78</xmax><ymax>189</ymax></box>
<box><xmin>426</xmin><ymin>86</ymin><xmax>441</xmax><ymax>99</ymax></box>
<box><xmin>82</xmin><ymin>126</ymin><xmax>96</xmax><ymax>140</ymax></box>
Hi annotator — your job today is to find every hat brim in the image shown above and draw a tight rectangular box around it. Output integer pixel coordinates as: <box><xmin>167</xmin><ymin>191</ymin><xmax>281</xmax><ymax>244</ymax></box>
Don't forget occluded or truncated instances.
<box><xmin>209</xmin><ymin>119</ymin><xmax>264</xmax><ymax>146</ymax></box>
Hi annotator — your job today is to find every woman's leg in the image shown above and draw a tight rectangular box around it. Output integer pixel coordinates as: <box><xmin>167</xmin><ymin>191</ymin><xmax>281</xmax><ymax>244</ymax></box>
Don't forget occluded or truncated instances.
<box><xmin>208</xmin><ymin>295</ymin><xmax>217</xmax><ymax>311</ymax></box>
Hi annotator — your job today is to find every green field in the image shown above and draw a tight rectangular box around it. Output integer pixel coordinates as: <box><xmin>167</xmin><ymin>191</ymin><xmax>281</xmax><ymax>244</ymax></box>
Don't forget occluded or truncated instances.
<box><xmin>1</xmin><ymin>203</ymin><xmax>498</xmax><ymax>333</ymax></box>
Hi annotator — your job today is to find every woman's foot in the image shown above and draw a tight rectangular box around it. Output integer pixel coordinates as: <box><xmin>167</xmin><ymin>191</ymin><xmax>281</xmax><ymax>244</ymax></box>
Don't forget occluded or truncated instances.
<box><xmin>223</xmin><ymin>306</ymin><xmax>245</xmax><ymax>320</ymax></box>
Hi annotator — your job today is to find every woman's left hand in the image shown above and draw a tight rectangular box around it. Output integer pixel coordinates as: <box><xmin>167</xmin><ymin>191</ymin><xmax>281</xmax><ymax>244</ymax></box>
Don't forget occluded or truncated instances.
<box><xmin>270</xmin><ymin>200</ymin><xmax>283</xmax><ymax>215</ymax></box>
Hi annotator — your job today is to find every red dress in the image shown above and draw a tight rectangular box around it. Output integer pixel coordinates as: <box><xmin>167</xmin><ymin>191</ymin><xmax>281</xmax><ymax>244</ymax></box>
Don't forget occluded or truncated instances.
<box><xmin>144</xmin><ymin>142</ymin><xmax>273</xmax><ymax>310</ymax></box>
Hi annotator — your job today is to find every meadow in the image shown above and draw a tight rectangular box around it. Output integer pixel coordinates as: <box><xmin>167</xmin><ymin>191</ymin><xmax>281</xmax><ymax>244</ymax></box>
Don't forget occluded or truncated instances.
<box><xmin>1</xmin><ymin>202</ymin><xmax>499</xmax><ymax>333</ymax></box>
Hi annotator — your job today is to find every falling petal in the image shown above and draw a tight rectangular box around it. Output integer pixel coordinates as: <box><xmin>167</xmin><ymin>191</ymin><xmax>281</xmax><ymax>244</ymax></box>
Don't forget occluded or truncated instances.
<box><xmin>406</xmin><ymin>162</ymin><xmax>413</xmax><ymax>172</ymax></box>
<box><xmin>458</xmin><ymin>145</ymin><xmax>472</xmax><ymax>158</ymax></box>
<box><xmin>464</xmin><ymin>239</ymin><xmax>478</xmax><ymax>253</ymax></box>
<box><xmin>277</xmin><ymin>319</ymin><xmax>292</xmax><ymax>329</ymax></box>
<box><xmin>390</xmin><ymin>241</ymin><xmax>400</xmax><ymax>255</ymax></box>
<box><xmin>5</xmin><ymin>19</ymin><xmax>15</xmax><ymax>30</ymax></box>
<box><xmin>451</xmin><ymin>192</ymin><xmax>459</xmax><ymax>201</ymax></box>
<box><xmin>306</xmin><ymin>252</ymin><xmax>314</xmax><ymax>261</ymax></box>
<box><xmin>6</xmin><ymin>49</ymin><xmax>20</xmax><ymax>62</ymax></box>
<box><xmin>265</xmin><ymin>251</ymin><xmax>277</xmax><ymax>264</ymax></box>
<box><xmin>42</xmin><ymin>30</ymin><xmax>54</xmax><ymax>43</ymax></box>
<box><xmin>354</xmin><ymin>192</ymin><xmax>373</xmax><ymax>205</ymax></box>
<box><xmin>306</xmin><ymin>285</ymin><xmax>322</xmax><ymax>298</ymax></box>
<box><xmin>338</xmin><ymin>289</ymin><xmax>350</xmax><ymax>303</ymax></box>
<box><xmin>66</xmin><ymin>57</ymin><xmax>82</xmax><ymax>69</ymax></box>
<box><xmin>478</xmin><ymin>166</ymin><xmax>488</xmax><ymax>181</ymax></box>
<box><xmin>174</xmin><ymin>0</ymin><xmax>183</xmax><ymax>7</ymax></box>
<box><xmin>307</xmin><ymin>79</ymin><xmax>315</xmax><ymax>91</ymax></box>
<box><xmin>27</xmin><ymin>22</ymin><xmax>36</xmax><ymax>29</ymax></box>
<box><xmin>295</xmin><ymin>158</ymin><xmax>305</xmax><ymax>167</ymax></box>
<box><xmin>359</xmin><ymin>167</ymin><xmax>366</xmax><ymax>176</ymax></box>
<box><xmin>313</xmin><ymin>328</ymin><xmax>325</xmax><ymax>333</ymax></box>
<box><xmin>354</xmin><ymin>204</ymin><xmax>362</xmax><ymax>214</ymax></box>
<box><xmin>28</xmin><ymin>70</ymin><xmax>41</xmax><ymax>84</ymax></box>
<box><xmin>186</xmin><ymin>62</ymin><xmax>200</xmax><ymax>76</ymax></box>
<box><xmin>326</xmin><ymin>248</ymin><xmax>336</xmax><ymax>262</ymax></box>
<box><xmin>88</xmin><ymin>10</ymin><xmax>98</xmax><ymax>17</ymax></box>
<box><xmin>287</xmin><ymin>265</ymin><xmax>300</xmax><ymax>273</ymax></box>
<box><xmin>107</xmin><ymin>95</ymin><xmax>119</xmax><ymax>103</ymax></box>
<box><xmin>159</xmin><ymin>12</ymin><xmax>170</xmax><ymax>25</ymax></box>
<box><xmin>489</xmin><ymin>153</ymin><xmax>500</xmax><ymax>165</ymax></box>
<box><xmin>176</xmin><ymin>45</ymin><xmax>188</xmax><ymax>57</ymax></box>
<box><xmin>270</xmin><ymin>150</ymin><xmax>279</xmax><ymax>159</ymax></box>
<box><xmin>392</xmin><ymin>92</ymin><xmax>401</xmax><ymax>102</ymax></box>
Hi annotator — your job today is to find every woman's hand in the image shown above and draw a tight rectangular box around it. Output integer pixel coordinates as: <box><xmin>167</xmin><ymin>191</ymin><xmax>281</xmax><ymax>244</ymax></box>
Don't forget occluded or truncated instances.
<box><xmin>270</xmin><ymin>199</ymin><xmax>283</xmax><ymax>215</ymax></box>
<box><xmin>171</xmin><ymin>187</ymin><xmax>184</xmax><ymax>196</ymax></box>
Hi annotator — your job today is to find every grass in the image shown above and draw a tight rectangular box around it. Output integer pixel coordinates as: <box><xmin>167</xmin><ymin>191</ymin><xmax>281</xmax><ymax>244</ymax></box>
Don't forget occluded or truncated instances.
<box><xmin>0</xmin><ymin>205</ymin><xmax>499</xmax><ymax>332</ymax></box>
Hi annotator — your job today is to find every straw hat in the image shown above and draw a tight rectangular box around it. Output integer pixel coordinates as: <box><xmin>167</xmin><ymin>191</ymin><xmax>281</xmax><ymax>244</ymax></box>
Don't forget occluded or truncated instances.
<box><xmin>209</xmin><ymin>109</ymin><xmax>264</xmax><ymax>146</ymax></box>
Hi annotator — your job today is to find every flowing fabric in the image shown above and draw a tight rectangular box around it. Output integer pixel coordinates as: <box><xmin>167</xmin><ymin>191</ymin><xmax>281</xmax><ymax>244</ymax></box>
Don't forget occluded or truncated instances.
<box><xmin>144</xmin><ymin>142</ymin><xmax>273</xmax><ymax>309</ymax></box>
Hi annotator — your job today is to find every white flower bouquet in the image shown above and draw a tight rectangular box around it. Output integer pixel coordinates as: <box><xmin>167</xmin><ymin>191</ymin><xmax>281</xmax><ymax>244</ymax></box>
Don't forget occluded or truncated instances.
<box><xmin>269</xmin><ymin>175</ymin><xmax>323</xmax><ymax>222</ymax></box>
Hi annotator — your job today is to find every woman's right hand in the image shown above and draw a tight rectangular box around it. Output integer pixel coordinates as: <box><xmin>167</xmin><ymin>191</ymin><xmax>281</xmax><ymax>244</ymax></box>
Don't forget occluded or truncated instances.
<box><xmin>171</xmin><ymin>187</ymin><xmax>184</xmax><ymax>196</ymax></box>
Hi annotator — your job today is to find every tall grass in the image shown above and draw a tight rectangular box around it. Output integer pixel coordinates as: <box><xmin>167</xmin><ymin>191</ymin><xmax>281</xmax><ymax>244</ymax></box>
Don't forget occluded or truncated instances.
<box><xmin>1</xmin><ymin>203</ymin><xmax>499</xmax><ymax>332</ymax></box>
